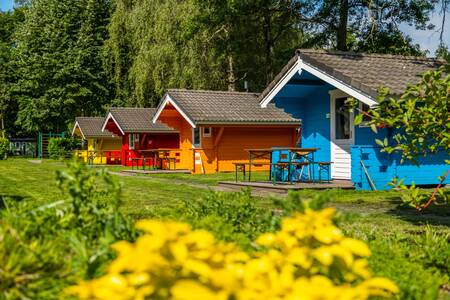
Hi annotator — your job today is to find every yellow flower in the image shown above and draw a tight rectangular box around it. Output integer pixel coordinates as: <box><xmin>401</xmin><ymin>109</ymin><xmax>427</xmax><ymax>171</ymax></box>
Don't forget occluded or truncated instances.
<box><xmin>171</xmin><ymin>280</ymin><xmax>220</xmax><ymax>300</ymax></box>
<box><xmin>340</xmin><ymin>238</ymin><xmax>372</xmax><ymax>257</ymax></box>
<box><xmin>67</xmin><ymin>208</ymin><xmax>398</xmax><ymax>300</ymax></box>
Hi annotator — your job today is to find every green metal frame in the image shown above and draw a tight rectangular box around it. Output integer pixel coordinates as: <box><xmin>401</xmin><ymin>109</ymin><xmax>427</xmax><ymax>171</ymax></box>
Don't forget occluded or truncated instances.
<box><xmin>37</xmin><ymin>132</ymin><xmax>65</xmax><ymax>159</ymax></box>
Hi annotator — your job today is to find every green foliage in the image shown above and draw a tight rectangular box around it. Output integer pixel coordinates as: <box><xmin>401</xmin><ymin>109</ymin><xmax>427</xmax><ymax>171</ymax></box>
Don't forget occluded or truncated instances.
<box><xmin>355</xmin><ymin>67</ymin><xmax>450</xmax><ymax>209</ymax></box>
<box><xmin>12</xmin><ymin>0</ymin><xmax>112</xmax><ymax>133</ymax></box>
<box><xmin>105</xmin><ymin>0</ymin><xmax>305</xmax><ymax>106</ymax></box>
<box><xmin>152</xmin><ymin>189</ymin><xmax>331</xmax><ymax>250</ymax></box>
<box><xmin>367</xmin><ymin>233</ymin><xmax>448</xmax><ymax>300</ymax></box>
<box><xmin>0</xmin><ymin>160</ymin><xmax>135</xmax><ymax>299</ymax></box>
<box><xmin>299</xmin><ymin>0</ymin><xmax>433</xmax><ymax>53</ymax></box>
<box><xmin>361</xmin><ymin>68</ymin><xmax>450</xmax><ymax>161</ymax></box>
<box><xmin>157</xmin><ymin>189</ymin><xmax>279</xmax><ymax>248</ymax></box>
<box><xmin>48</xmin><ymin>137</ymin><xmax>79</xmax><ymax>160</ymax></box>
<box><xmin>0</xmin><ymin>137</ymin><xmax>8</xmax><ymax>160</ymax></box>
<box><xmin>0</xmin><ymin>8</ymin><xmax>25</xmax><ymax>135</ymax></box>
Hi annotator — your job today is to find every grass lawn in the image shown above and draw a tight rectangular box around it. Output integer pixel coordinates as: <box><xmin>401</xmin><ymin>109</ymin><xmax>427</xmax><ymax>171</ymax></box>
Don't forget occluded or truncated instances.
<box><xmin>0</xmin><ymin>158</ymin><xmax>449</xmax><ymax>299</ymax></box>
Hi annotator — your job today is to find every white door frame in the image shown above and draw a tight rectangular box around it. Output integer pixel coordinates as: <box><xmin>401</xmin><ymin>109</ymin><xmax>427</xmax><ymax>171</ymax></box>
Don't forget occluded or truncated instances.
<box><xmin>329</xmin><ymin>89</ymin><xmax>354</xmax><ymax>179</ymax></box>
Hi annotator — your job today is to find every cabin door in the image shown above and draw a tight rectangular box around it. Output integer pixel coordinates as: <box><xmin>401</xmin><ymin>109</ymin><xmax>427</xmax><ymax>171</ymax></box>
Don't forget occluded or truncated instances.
<box><xmin>330</xmin><ymin>94</ymin><xmax>354</xmax><ymax>180</ymax></box>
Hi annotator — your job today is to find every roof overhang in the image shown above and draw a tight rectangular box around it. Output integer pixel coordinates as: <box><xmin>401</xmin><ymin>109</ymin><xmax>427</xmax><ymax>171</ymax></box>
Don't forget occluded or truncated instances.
<box><xmin>259</xmin><ymin>57</ymin><xmax>378</xmax><ymax>108</ymax></box>
<box><xmin>102</xmin><ymin>112</ymin><xmax>125</xmax><ymax>135</ymax></box>
<box><xmin>72</xmin><ymin>121</ymin><xmax>86</xmax><ymax>140</ymax></box>
<box><xmin>153</xmin><ymin>93</ymin><xmax>196</xmax><ymax>128</ymax></box>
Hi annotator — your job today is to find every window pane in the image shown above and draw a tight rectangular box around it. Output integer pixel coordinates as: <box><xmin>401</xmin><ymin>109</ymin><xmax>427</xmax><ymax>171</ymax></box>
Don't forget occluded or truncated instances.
<box><xmin>335</xmin><ymin>97</ymin><xmax>350</xmax><ymax>139</ymax></box>
<box><xmin>193</xmin><ymin>128</ymin><xmax>201</xmax><ymax>147</ymax></box>
<box><xmin>361</xmin><ymin>103</ymin><xmax>371</xmax><ymax>123</ymax></box>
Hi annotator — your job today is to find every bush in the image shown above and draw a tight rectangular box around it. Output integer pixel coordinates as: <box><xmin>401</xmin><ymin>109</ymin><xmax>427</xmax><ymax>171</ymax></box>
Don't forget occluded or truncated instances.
<box><xmin>0</xmin><ymin>160</ymin><xmax>135</xmax><ymax>299</ymax></box>
<box><xmin>48</xmin><ymin>137</ymin><xmax>79</xmax><ymax>159</ymax></box>
<box><xmin>67</xmin><ymin>207</ymin><xmax>399</xmax><ymax>300</ymax></box>
<box><xmin>0</xmin><ymin>138</ymin><xmax>8</xmax><ymax>160</ymax></box>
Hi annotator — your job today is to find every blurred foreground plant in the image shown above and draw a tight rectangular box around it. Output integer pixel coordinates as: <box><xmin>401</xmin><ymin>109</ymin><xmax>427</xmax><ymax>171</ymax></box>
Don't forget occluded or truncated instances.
<box><xmin>67</xmin><ymin>206</ymin><xmax>398</xmax><ymax>300</ymax></box>
<box><xmin>0</xmin><ymin>160</ymin><xmax>135</xmax><ymax>299</ymax></box>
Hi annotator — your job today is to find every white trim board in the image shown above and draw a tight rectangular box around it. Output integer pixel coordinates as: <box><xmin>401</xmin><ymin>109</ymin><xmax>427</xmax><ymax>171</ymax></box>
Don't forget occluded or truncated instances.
<box><xmin>260</xmin><ymin>57</ymin><xmax>378</xmax><ymax>108</ymax></box>
<box><xmin>330</xmin><ymin>90</ymin><xmax>354</xmax><ymax>180</ymax></box>
<box><xmin>102</xmin><ymin>112</ymin><xmax>125</xmax><ymax>135</ymax></box>
<box><xmin>152</xmin><ymin>94</ymin><xmax>196</xmax><ymax>128</ymax></box>
<box><xmin>72</xmin><ymin>121</ymin><xmax>86</xmax><ymax>140</ymax></box>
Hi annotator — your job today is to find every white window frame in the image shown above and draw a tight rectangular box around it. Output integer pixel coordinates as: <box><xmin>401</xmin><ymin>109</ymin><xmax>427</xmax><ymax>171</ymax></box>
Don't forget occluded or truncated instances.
<box><xmin>129</xmin><ymin>133</ymin><xmax>140</xmax><ymax>150</ymax></box>
<box><xmin>202</xmin><ymin>127</ymin><xmax>212</xmax><ymax>138</ymax></box>
<box><xmin>192</xmin><ymin>127</ymin><xmax>201</xmax><ymax>148</ymax></box>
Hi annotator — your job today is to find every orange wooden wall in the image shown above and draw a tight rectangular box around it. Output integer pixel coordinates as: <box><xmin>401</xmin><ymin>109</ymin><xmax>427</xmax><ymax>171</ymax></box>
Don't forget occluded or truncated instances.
<box><xmin>158</xmin><ymin>104</ymin><xmax>298</xmax><ymax>174</ymax></box>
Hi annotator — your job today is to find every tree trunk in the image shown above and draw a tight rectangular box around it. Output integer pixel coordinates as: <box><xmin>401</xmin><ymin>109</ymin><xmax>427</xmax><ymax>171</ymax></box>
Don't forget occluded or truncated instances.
<box><xmin>263</xmin><ymin>10</ymin><xmax>274</xmax><ymax>83</ymax></box>
<box><xmin>337</xmin><ymin>0</ymin><xmax>349</xmax><ymax>51</ymax></box>
<box><xmin>227</xmin><ymin>54</ymin><xmax>236</xmax><ymax>91</ymax></box>
<box><xmin>225</xmin><ymin>28</ymin><xmax>236</xmax><ymax>91</ymax></box>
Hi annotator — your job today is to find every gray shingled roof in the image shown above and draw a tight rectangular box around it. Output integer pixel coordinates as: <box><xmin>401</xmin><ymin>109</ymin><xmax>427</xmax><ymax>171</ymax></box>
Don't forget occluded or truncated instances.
<box><xmin>165</xmin><ymin>89</ymin><xmax>300</xmax><ymax>125</ymax></box>
<box><xmin>74</xmin><ymin>117</ymin><xmax>115</xmax><ymax>138</ymax></box>
<box><xmin>259</xmin><ymin>49</ymin><xmax>446</xmax><ymax>101</ymax></box>
<box><xmin>108</xmin><ymin>107</ymin><xmax>176</xmax><ymax>133</ymax></box>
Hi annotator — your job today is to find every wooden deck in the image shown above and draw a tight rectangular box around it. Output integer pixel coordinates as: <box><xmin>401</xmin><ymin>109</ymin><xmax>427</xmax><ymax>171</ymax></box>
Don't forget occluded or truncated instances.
<box><xmin>218</xmin><ymin>180</ymin><xmax>354</xmax><ymax>194</ymax></box>
<box><xmin>121</xmin><ymin>169</ymin><xmax>191</xmax><ymax>175</ymax></box>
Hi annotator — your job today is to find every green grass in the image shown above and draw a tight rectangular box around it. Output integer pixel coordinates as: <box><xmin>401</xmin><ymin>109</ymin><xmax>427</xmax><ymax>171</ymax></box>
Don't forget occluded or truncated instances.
<box><xmin>1</xmin><ymin>158</ymin><xmax>449</xmax><ymax>299</ymax></box>
<box><xmin>0</xmin><ymin>159</ymin><xmax>211</xmax><ymax>219</ymax></box>
<box><xmin>105</xmin><ymin>165</ymin><xmax>271</xmax><ymax>186</ymax></box>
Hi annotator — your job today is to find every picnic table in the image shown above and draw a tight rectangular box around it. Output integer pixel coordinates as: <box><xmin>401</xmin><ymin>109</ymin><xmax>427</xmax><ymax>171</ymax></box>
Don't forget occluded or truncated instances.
<box><xmin>138</xmin><ymin>149</ymin><xmax>178</xmax><ymax>170</ymax></box>
<box><xmin>244</xmin><ymin>147</ymin><xmax>320</xmax><ymax>183</ymax></box>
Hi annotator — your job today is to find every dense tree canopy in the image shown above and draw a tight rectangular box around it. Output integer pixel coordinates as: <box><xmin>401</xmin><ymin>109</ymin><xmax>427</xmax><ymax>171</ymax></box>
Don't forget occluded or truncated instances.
<box><xmin>0</xmin><ymin>0</ymin><xmax>447</xmax><ymax>134</ymax></box>
<box><xmin>0</xmin><ymin>8</ymin><xmax>24</xmax><ymax>135</ymax></box>
<box><xmin>11</xmin><ymin>0</ymin><xmax>112</xmax><ymax>133</ymax></box>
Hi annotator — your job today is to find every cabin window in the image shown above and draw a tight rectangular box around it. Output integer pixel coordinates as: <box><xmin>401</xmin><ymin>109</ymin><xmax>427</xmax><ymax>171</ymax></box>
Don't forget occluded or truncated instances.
<box><xmin>203</xmin><ymin>127</ymin><xmax>211</xmax><ymax>137</ymax></box>
<box><xmin>93</xmin><ymin>139</ymin><xmax>98</xmax><ymax>150</ymax></box>
<box><xmin>129</xmin><ymin>133</ymin><xmax>140</xmax><ymax>150</ymax></box>
<box><xmin>192</xmin><ymin>127</ymin><xmax>201</xmax><ymax>148</ymax></box>
<box><xmin>335</xmin><ymin>97</ymin><xmax>351</xmax><ymax>139</ymax></box>
<box><xmin>359</xmin><ymin>102</ymin><xmax>371</xmax><ymax>127</ymax></box>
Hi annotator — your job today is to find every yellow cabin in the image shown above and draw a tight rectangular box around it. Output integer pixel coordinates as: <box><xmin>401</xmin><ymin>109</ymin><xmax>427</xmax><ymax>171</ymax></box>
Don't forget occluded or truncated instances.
<box><xmin>152</xmin><ymin>89</ymin><xmax>301</xmax><ymax>174</ymax></box>
<box><xmin>72</xmin><ymin>117</ymin><xmax>122</xmax><ymax>164</ymax></box>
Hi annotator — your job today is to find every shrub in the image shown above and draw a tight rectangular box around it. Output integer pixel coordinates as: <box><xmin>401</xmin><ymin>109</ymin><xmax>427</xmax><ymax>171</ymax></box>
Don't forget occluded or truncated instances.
<box><xmin>0</xmin><ymin>138</ymin><xmax>8</xmax><ymax>160</ymax></box>
<box><xmin>67</xmin><ymin>207</ymin><xmax>398</xmax><ymax>300</ymax></box>
<box><xmin>0</xmin><ymin>160</ymin><xmax>135</xmax><ymax>299</ymax></box>
<box><xmin>48</xmin><ymin>137</ymin><xmax>79</xmax><ymax>159</ymax></box>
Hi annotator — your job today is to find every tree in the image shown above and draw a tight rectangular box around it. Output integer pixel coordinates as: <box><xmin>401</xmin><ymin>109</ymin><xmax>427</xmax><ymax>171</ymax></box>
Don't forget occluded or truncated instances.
<box><xmin>0</xmin><ymin>8</ymin><xmax>25</xmax><ymax>136</ymax></box>
<box><xmin>105</xmin><ymin>0</ymin><xmax>308</xmax><ymax>106</ymax></box>
<box><xmin>105</xmin><ymin>0</ymin><xmax>226</xmax><ymax>107</ymax></box>
<box><xmin>12</xmin><ymin>0</ymin><xmax>112</xmax><ymax>133</ymax></box>
<box><xmin>354</xmin><ymin>67</ymin><xmax>450</xmax><ymax>209</ymax></box>
<box><xmin>299</xmin><ymin>0</ymin><xmax>434</xmax><ymax>54</ymax></box>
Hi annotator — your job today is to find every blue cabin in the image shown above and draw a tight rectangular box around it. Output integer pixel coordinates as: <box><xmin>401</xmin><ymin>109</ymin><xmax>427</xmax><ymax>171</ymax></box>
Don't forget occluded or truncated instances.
<box><xmin>259</xmin><ymin>50</ymin><xmax>449</xmax><ymax>190</ymax></box>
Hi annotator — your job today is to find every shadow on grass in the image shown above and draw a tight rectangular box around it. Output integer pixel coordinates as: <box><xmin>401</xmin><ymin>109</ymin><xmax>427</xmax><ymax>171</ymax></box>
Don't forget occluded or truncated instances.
<box><xmin>0</xmin><ymin>194</ymin><xmax>26</xmax><ymax>209</ymax></box>
<box><xmin>386</xmin><ymin>197</ymin><xmax>450</xmax><ymax>228</ymax></box>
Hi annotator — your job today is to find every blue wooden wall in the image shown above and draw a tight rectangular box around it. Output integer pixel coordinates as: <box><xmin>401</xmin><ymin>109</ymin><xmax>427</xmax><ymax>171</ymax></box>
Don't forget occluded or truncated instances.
<box><xmin>352</xmin><ymin>145</ymin><xmax>449</xmax><ymax>190</ymax></box>
<box><xmin>268</xmin><ymin>69</ymin><xmax>449</xmax><ymax>190</ymax></box>
<box><xmin>273</xmin><ymin>80</ymin><xmax>333</xmax><ymax>180</ymax></box>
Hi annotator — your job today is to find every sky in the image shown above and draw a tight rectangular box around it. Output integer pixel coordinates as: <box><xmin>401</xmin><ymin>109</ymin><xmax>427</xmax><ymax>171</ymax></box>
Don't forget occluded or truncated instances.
<box><xmin>0</xmin><ymin>0</ymin><xmax>449</xmax><ymax>56</ymax></box>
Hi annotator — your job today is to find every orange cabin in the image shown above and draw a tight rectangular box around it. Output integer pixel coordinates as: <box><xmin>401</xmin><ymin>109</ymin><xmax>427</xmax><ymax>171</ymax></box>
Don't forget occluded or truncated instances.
<box><xmin>152</xmin><ymin>89</ymin><xmax>301</xmax><ymax>174</ymax></box>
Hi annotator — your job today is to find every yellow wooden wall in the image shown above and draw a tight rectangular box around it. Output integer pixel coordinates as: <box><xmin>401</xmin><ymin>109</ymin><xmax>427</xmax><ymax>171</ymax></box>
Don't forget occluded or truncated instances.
<box><xmin>73</xmin><ymin>137</ymin><xmax>121</xmax><ymax>164</ymax></box>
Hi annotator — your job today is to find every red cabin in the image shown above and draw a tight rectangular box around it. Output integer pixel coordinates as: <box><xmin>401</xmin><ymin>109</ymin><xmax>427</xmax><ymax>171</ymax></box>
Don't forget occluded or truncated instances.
<box><xmin>102</xmin><ymin>108</ymin><xmax>179</xmax><ymax>167</ymax></box>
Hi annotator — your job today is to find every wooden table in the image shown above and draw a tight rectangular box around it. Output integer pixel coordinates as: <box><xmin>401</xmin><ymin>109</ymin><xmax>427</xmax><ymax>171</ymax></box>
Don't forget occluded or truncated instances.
<box><xmin>139</xmin><ymin>149</ymin><xmax>177</xmax><ymax>170</ymax></box>
<box><xmin>245</xmin><ymin>148</ymin><xmax>319</xmax><ymax>183</ymax></box>
<box><xmin>245</xmin><ymin>149</ymin><xmax>273</xmax><ymax>182</ymax></box>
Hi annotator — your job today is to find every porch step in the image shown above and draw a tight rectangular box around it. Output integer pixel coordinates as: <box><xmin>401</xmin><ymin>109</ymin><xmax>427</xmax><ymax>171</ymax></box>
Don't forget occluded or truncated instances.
<box><xmin>218</xmin><ymin>180</ymin><xmax>355</xmax><ymax>193</ymax></box>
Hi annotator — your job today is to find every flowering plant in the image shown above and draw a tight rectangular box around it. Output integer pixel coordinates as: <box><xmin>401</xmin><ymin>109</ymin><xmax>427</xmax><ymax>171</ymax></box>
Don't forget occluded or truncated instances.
<box><xmin>67</xmin><ymin>208</ymin><xmax>398</xmax><ymax>300</ymax></box>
